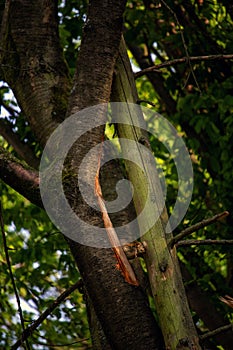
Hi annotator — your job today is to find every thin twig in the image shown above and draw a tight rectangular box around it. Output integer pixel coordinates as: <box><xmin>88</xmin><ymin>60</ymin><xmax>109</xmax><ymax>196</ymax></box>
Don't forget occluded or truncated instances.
<box><xmin>136</xmin><ymin>99</ymin><xmax>157</xmax><ymax>107</ymax></box>
<box><xmin>169</xmin><ymin>211</ymin><xmax>229</xmax><ymax>248</ymax></box>
<box><xmin>30</xmin><ymin>337</ymin><xmax>91</xmax><ymax>348</ymax></box>
<box><xmin>200</xmin><ymin>323</ymin><xmax>233</xmax><ymax>341</ymax></box>
<box><xmin>11</xmin><ymin>280</ymin><xmax>82</xmax><ymax>350</ymax></box>
<box><xmin>177</xmin><ymin>238</ymin><xmax>233</xmax><ymax>247</ymax></box>
<box><xmin>0</xmin><ymin>201</ymin><xmax>30</xmax><ymax>350</ymax></box>
<box><xmin>135</xmin><ymin>54</ymin><xmax>233</xmax><ymax>78</ymax></box>
<box><xmin>156</xmin><ymin>0</ymin><xmax>201</xmax><ymax>91</ymax></box>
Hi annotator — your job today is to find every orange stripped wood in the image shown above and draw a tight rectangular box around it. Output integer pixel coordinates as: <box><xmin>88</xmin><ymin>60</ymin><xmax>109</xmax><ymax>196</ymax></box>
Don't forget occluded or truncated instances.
<box><xmin>94</xmin><ymin>140</ymin><xmax>139</xmax><ymax>286</ymax></box>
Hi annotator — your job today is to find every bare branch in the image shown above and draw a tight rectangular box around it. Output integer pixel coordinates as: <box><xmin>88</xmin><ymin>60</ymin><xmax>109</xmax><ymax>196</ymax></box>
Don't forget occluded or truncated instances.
<box><xmin>127</xmin><ymin>41</ymin><xmax>177</xmax><ymax>114</ymax></box>
<box><xmin>160</xmin><ymin>0</ymin><xmax>201</xmax><ymax>92</ymax></box>
<box><xmin>0</xmin><ymin>147</ymin><xmax>41</xmax><ymax>207</ymax></box>
<box><xmin>0</xmin><ymin>118</ymin><xmax>40</xmax><ymax>169</ymax></box>
<box><xmin>169</xmin><ymin>211</ymin><xmax>229</xmax><ymax>248</ymax></box>
<box><xmin>200</xmin><ymin>323</ymin><xmax>233</xmax><ymax>341</ymax></box>
<box><xmin>177</xmin><ymin>239</ymin><xmax>233</xmax><ymax>248</ymax></box>
<box><xmin>135</xmin><ymin>54</ymin><xmax>233</xmax><ymax>78</ymax></box>
<box><xmin>11</xmin><ymin>280</ymin><xmax>82</xmax><ymax>350</ymax></box>
<box><xmin>29</xmin><ymin>337</ymin><xmax>91</xmax><ymax>348</ymax></box>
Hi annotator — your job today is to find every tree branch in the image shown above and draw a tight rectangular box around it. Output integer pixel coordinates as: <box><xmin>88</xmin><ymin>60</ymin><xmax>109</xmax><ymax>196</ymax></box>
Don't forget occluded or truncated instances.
<box><xmin>0</xmin><ymin>147</ymin><xmax>41</xmax><ymax>207</ymax></box>
<box><xmin>169</xmin><ymin>211</ymin><xmax>229</xmax><ymax>248</ymax></box>
<box><xmin>135</xmin><ymin>54</ymin><xmax>233</xmax><ymax>78</ymax></box>
<box><xmin>127</xmin><ymin>41</ymin><xmax>177</xmax><ymax>114</ymax></box>
<box><xmin>200</xmin><ymin>324</ymin><xmax>233</xmax><ymax>341</ymax></box>
<box><xmin>111</xmin><ymin>38</ymin><xmax>200</xmax><ymax>349</ymax></box>
<box><xmin>0</xmin><ymin>118</ymin><xmax>40</xmax><ymax>169</ymax></box>
<box><xmin>177</xmin><ymin>239</ymin><xmax>233</xmax><ymax>247</ymax></box>
<box><xmin>160</xmin><ymin>0</ymin><xmax>201</xmax><ymax>92</ymax></box>
<box><xmin>11</xmin><ymin>280</ymin><xmax>82</xmax><ymax>350</ymax></box>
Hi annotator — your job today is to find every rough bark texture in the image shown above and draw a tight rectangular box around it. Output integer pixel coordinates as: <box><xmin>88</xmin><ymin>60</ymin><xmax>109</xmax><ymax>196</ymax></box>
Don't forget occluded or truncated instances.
<box><xmin>68</xmin><ymin>242</ymin><xmax>163</xmax><ymax>350</ymax></box>
<box><xmin>84</xmin><ymin>285</ymin><xmax>112</xmax><ymax>350</ymax></box>
<box><xmin>63</xmin><ymin>1</ymin><xmax>163</xmax><ymax>348</ymax></box>
<box><xmin>0</xmin><ymin>147</ymin><xmax>41</xmax><ymax>207</ymax></box>
<box><xmin>70</xmin><ymin>146</ymin><xmax>163</xmax><ymax>350</ymax></box>
<box><xmin>111</xmin><ymin>38</ymin><xmax>200</xmax><ymax>350</ymax></box>
<box><xmin>0</xmin><ymin>0</ymin><xmax>70</xmax><ymax>146</ymax></box>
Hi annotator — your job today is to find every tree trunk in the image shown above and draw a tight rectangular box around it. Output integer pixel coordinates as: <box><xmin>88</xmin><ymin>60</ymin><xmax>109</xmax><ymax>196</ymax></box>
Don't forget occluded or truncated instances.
<box><xmin>0</xmin><ymin>0</ymin><xmax>70</xmax><ymax>146</ymax></box>
<box><xmin>62</xmin><ymin>1</ymin><xmax>163</xmax><ymax>347</ymax></box>
<box><xmin>111</xmin><ymin>38</ymin><xmax>201</xmax><ymax>350</ymax></box>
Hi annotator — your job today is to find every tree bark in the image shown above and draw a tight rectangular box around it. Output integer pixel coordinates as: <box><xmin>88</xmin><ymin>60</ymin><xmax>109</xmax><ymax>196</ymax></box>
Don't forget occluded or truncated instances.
<box><xmin>63</xmin><ymin>1</ymin><xmax>163</xmax><ymax>348</ymax></box>
<box><xmin>0</xmin><ymin>147</ymin><xmax>41</xmax><ymax>206</ymax></box>
<box><xmin>111</xmin><ymin>37</ymin><xmax>201</xmax><ymax>350</ymax></box>
<box><xmin>0</xmin><ymin>0</ymin><xmax>71</xmax><ymax>146</ymax></box>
